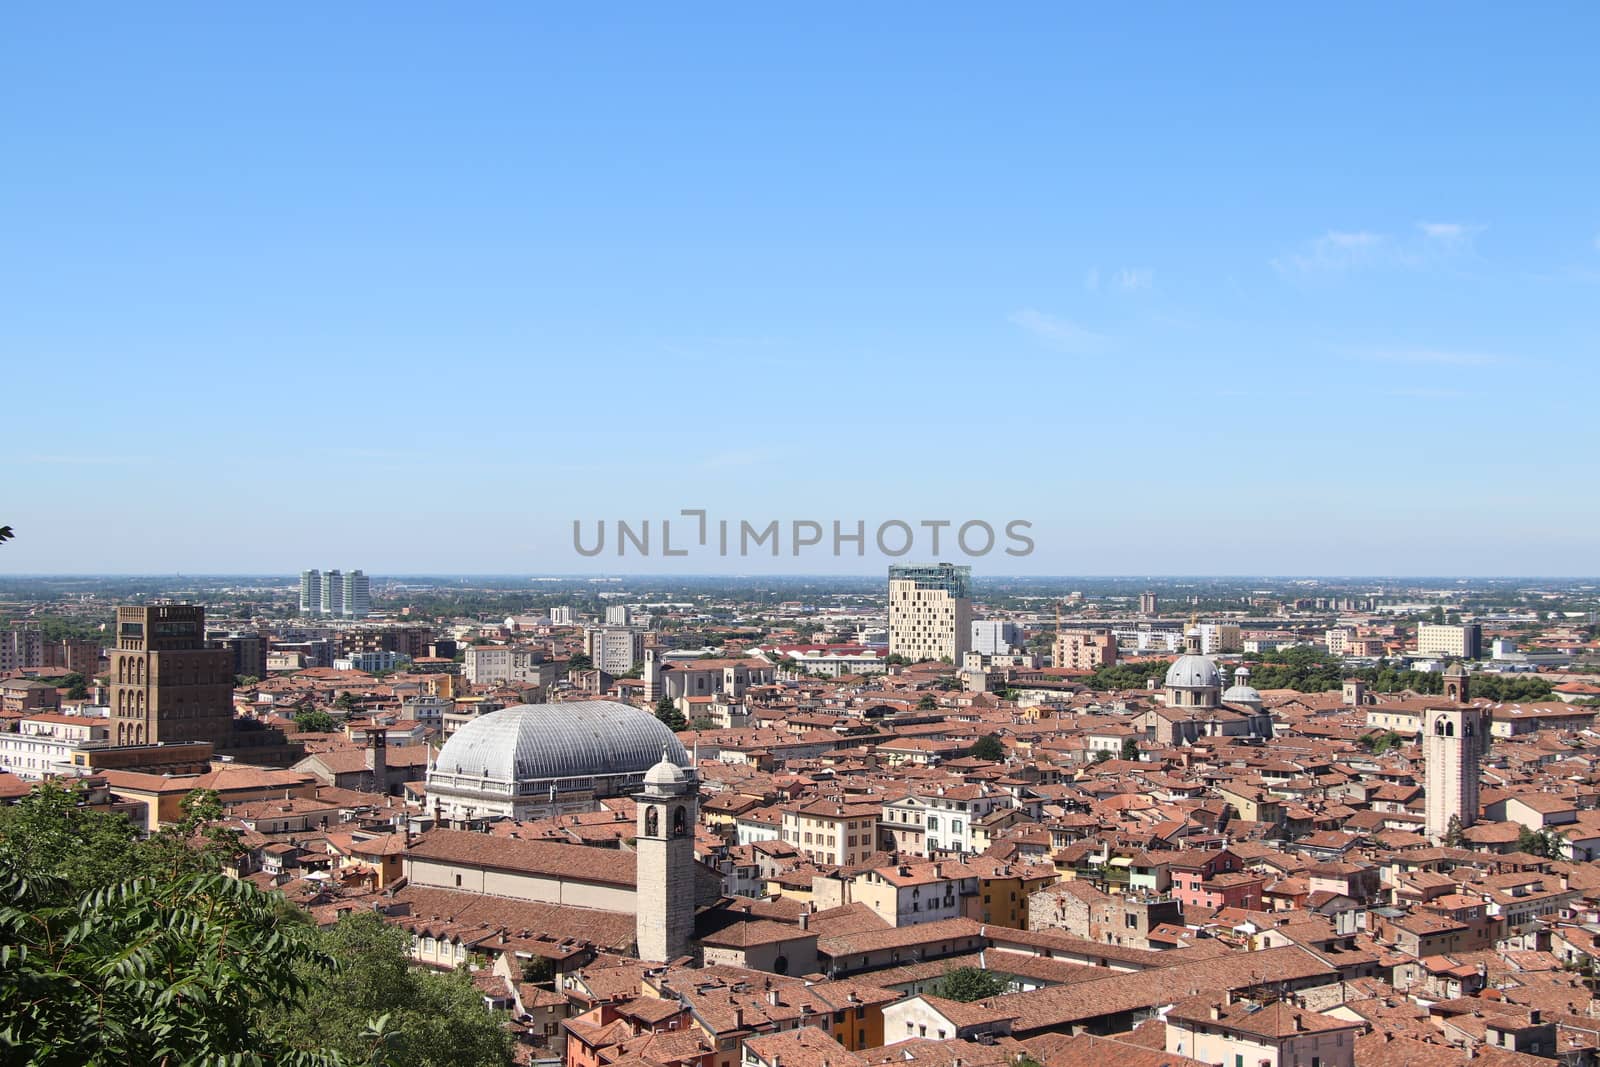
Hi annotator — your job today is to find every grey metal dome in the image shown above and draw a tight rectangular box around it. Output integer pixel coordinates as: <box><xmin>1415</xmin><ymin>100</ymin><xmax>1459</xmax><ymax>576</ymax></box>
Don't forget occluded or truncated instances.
<box><xmin>434</xmin><ymin>701</ymin><xmax>689</xmax><ymax>787</ymax></box>
<box><xmin>1165</xmin><ymin>654</ymin><xmax>1220</xmax><ymax>690</ymax></box>
<box><xmin>1223</xmin><ymin>683</ymin><xmax>1262</xmax><ymax>705</ymax></box>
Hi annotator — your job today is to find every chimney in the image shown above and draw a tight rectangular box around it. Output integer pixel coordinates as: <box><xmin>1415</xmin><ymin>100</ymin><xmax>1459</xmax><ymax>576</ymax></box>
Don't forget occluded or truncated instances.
<box><xmin>799</xmin><ymin>909</ymin><xmax>810</xmax><ymax>931</ymax></box>
<box><xmin>767</xmin><ymin>989</ymin><xmax>780</xmax><ymax>1006</ymax></box>
<box><xmin>1530</xmin><ymin>1009</ymin><xmax>1542</xmax><ymax>1024</ymax></box>
<box><xmin>1293</xmin><ymin>1013</ymin><xmax>1306</xmax><ymax>1032</ymax></box>
<box><xmin>1209</xmin><ymin>1005</ymin><xmax>1221</xmax><ymax>1020</ymax></box>
<box><xmin>734</xmin><ymin>1007</ymin><xmax>744</xmax><ymax>1029</ymax></box>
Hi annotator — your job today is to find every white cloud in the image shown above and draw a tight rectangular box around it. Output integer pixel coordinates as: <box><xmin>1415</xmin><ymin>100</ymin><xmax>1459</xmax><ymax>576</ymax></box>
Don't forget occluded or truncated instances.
<box><xmin>1008</xmin><ymin>309</ymin><xmax>1108</xmax><ymax>353</ymax></box>
<box><xmin>1272</xmin><ymin>230</ymin><xmax>1389</xmax><ymax>273</ymax></box>
<box><xmin>1275</xmin><ymin>222</ymin><xmax>1480</xmax><ymax>274</ymax></box>
<box><xmin>1115</xmin><ymin>267</ymin><xmax>1153</xmax><ymax>291</ymax></box>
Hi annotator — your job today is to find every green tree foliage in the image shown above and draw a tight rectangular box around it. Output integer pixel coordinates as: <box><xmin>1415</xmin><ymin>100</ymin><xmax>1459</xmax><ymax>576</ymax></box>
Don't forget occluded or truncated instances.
<box><xmin>969</xmin><ymin>734</ymin><xmax>1005</xmax><ymax>762</ymax></box>
<box><xmin>0</xmin><ymin>780</ymin><xmax>143</xmax><ymax>895</ymax></box>
<box><xmin>932</xmin><ymin>965</ymin><xmax>1009</xmax><ymax>1002</ymax></box>
<box><xmin>1444</xmin><ymin>814</ymin><xmax>1466</xmax><ymax>848</ymax></box>
<box><xmin>917</xmin><ymin>694</ymin><xmax>938</xmax><ymax>711</ymax></box>
<box><xmin>0</xmin><ymin>781</ymin><xmax>515</xmax><ymax>1066</ymax></box>
<box><xmin>1468</xmin><ymin>674</ymin><xmax>1553</xmax><ymax>702</ymax></box>
<box><xmin>1083</xmin><ymin>661</ymin><xmax>1171</xmax><ymax>689</ymax></box>
<box><xmin>269</xmin><ymin>911</ymin><xmax>514</xmax><ymax>1067</ymax></box>
<box><xmin>566</xmin><ymin>653</ymin><xmax>593</xmax><ymax>673</ymax></box>
<box><xmin>296</xmin><ymin>709</ymin><xmax>341</xmax><ymax>733</ymax></box>
<box><xmin>1121</xmin><ymin>737</ymin><xmax>1141</xmax><ymax>760</ymax></box>
<box><xmin>0</xmin><ymin>856</ymin><xmax>335</xmax><ymax>1066</ymax></box>
<box><xmin>1358</xmin><ymin>730</ymin><xmax>1404</xmax><ymax>755</ymax></box>
<box><xmin>1516</xmin><ymin>826</ymin><xmax>1566</xmax><ymax>859</ymax></box>
<box><xmin>236</xmin><ymin>674</ymin><xmax>262</xmax><ymax>687</ymax></box>
<box><xmin>656</xmin><ymin>696</ymin><xmax>687</xmax><ymax>732</ymax></box>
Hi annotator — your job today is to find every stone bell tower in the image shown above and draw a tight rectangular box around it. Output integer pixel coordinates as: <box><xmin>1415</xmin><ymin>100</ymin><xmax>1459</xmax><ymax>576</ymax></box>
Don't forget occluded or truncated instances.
<box><xmin>635</xmin><ymin>748</ymin><xmax>697</xmax><ymax>962</ymax></box>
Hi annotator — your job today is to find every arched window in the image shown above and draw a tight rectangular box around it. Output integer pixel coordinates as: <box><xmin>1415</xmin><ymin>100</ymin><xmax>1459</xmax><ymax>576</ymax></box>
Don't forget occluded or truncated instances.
<box><xmin>672</xmin><ymin>806</ymin><xmax>687</xmax><ymax>837</ymax></box>
<box><xmin>1436</xmin><ymin>720</ymin><xmax>1446</xmax><ymax>735</ymax></box>
<box><xmin>645</xmin><ymin>806</ymin><xmax>660</xmax><ymax>837</ymax></box>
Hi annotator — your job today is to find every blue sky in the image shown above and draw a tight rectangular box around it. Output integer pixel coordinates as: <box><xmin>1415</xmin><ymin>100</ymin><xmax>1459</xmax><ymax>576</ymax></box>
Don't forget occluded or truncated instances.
<box><xmin>3</xmin><ymin>5</ymin><xmax>1597</xmax><ymax>576</ymax></box>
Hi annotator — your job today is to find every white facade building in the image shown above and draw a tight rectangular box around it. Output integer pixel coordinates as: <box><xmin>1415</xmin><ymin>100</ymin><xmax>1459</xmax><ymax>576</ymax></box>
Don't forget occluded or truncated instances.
<box><xmin>971</xmin><ymin>620</ymin><xmax>1020</xmax><ymax>656</ymax></box>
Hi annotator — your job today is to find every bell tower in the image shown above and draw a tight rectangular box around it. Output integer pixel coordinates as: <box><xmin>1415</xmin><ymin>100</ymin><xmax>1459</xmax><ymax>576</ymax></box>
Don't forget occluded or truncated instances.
<box><xmin>635</xmin><ymin>748</ymin><xmax>696</xmax><ymax>962</ymax></box>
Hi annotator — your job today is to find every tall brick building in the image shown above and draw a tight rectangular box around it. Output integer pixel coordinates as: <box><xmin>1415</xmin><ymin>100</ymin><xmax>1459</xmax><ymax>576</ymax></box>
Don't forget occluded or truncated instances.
<box><xmin>109</xmin><ymin>605</ymin><xmax>235</xmax><ymax>747</ymax></box>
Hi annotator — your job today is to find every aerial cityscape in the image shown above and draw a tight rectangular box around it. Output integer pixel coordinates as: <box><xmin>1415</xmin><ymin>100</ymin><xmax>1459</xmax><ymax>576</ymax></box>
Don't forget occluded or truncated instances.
<box><xmin>5</xmin><ymin>4</ymin><xmax>1600</xmax><ymax>1066</ymax></box>
<box><xmin>4</xmin><ymin>568</ymin><xmax>1600</xmax><ymax>1064</ymax></box>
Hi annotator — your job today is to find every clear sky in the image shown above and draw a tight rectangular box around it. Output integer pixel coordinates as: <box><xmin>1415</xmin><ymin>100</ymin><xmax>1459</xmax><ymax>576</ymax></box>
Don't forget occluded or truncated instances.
<box><xmin>3</xmin><ymin>5</ymin><xmax>1598</xmax><ymax>576</ymax></box>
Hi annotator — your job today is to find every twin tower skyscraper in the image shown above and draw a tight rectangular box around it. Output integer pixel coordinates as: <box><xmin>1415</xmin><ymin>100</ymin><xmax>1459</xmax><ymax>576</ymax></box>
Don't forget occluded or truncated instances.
<box><xmin>299</xmin><ymin>568</ymin><xmax>371</xmax><ymax>619</ymax></box>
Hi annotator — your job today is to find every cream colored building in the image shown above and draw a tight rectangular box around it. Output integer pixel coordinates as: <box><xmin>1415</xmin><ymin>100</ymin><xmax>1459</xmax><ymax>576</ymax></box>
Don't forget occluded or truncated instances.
<box><xmin>1165</xmin><ymin>996</ymin><xmax>1359</xmax><ymax>1067</ymax></box>
<box><xmin>1417</xmin><ymin>622</ymin><xmax>1481</xmax><ymax>659</ymax></box>
<box><xmin>781</xmin><ymin>798</ymin><xmax>881</xmax><ymax>866</ymax></box>
<box><xmin>888</xmin><ymin>563</ymin><xmax>971</xmax><ymax>663</ymax></box>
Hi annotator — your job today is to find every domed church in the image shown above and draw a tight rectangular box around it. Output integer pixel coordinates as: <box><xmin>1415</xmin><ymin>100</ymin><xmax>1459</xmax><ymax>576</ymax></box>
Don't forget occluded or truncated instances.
<box><xmin>425</xmin><ymin>700</ymin><xmax>690</xmax><ymax>824</ymax></box>
<box><xmin>1137</xmin><ymin>627</ymin><xmax>1274</xmax><ymax>745</ymax></box>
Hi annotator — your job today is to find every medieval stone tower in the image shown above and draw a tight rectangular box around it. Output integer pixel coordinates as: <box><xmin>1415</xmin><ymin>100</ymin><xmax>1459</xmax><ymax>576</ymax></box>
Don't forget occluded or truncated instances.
<box><xmin>635</xmin><ymin>749</ymin><xmax>696</xmax><ymax>962</ymax></box>
<box><xmin>1425</xmin><ymin>703</ymin><xmax>1487</xmax><ymax>842</ymax></box>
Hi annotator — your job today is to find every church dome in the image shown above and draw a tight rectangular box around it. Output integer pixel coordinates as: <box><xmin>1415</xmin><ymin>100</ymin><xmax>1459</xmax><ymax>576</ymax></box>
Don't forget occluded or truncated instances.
<box><xmin>1165</xmin><ymin>654</ymin><xmax>1220</xmax><ymax>690</ymax></box>
<box><xmin>1223</xmin><ymin>683</ymin><xmax>1263</xmax><ymax>705</ymax></box>
<box><xmin>433</xmin><ymin>701</ymin><xmax>689</xmax><ymax>787</ymax></box>
<box><xmin>644</xmin><ymin>753</ymin><xmax>691</xmax><ymax>788</ymax></box>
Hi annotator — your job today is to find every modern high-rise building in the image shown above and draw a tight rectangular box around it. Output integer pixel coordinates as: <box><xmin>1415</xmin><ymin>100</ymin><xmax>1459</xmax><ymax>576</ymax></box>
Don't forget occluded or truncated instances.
<box><xmin>302</xmin><ymin>567</ymin><xmax>370</xmax><ymax>617</ymax></box>
<box><xmin>342</xmin><ymin>570</ymin><xmax>371</xmax><ymax>619</ymax></box>
<box><xmin>888</xmin><ymin>563</ymin><xmax>972</xmax><ymax>663</ymax></box>
<box><xmin>299</xmin><ymin>570</ymin><xmax>322</xmax><ymax>615</ymax></box>
<box><xmin>109</xmin><ymin>604</ymin><xmax>234</xmax><ymax>748</ymax></box>
<box><xmin>585</xmin><ymin>626</ymin><xmax>645</xmax><ymax>675</ymax></box>
<box><xmin>550</xmin><ymin>606</ymin><xmax>576</xmax><ymax>626</ymax></box>
<box><xmin>605</xmin><ymin>604</ymin><xmax>633</xmax><ymax>627</ymax></box>
<box><xmin>321</xmin><ymin>570</ymin><xmax>344</xmax><ymax>618</ymax></box>
<box><xmin>1417</xmin><ymin>623</ymin><xmax>1482</xmax><ymax>660</ymax></box>
<box><xmin>1139</xmin><ymin>592</ymin><xmax>1158</xmax><ymax>615</ymax></box>
<box><xmin>971</xmin><ymin>620</ymin><xmax>1020</xmax><ymax>656</ymax></box>
<box><xmin>1425</xmin><ymin>702</ymin><xmax>1487</xmax><ymax>841</ymax></box>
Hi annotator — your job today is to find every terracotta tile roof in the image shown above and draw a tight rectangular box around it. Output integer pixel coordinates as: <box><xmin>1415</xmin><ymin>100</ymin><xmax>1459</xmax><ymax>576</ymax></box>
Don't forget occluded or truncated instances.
<box><xmin>406</xmin><ymin>827</ymin><xmax>636</xmax><ymax>887</ymax></box>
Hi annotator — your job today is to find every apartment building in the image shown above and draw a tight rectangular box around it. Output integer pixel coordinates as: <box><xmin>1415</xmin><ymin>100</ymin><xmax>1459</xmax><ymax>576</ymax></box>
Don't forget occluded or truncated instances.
<box><xmin>780</xmin><ymin>798</ymin><xmax>881</xmax><ymax>867</ymax></box>
<box><xmin>971</xmin><ymin>620</ymin><xmax>1020</xmax><ymax>656</ymax></box>
<box><xmin>584</xmin><ymin>627</ymin><xmax>645</xmax><ymax>675</ymax></box>
<box><xmin>1417</xmin><ymin>622</ymin><xmax>1483</xmax><ymax>659</ymax></box>
<box><xmin>1053</xmin><ymin>627</ymin><xmax>1117</xmax><ymax>670</ymax></box>
<box><xmin>462</xmin><ymin>645</ymin><xmax>556</xmax><ymax>686</ymax></box>
<box><xmin>1197</xmin><ymin>623</ymin><xmax>1242</xmax><ymax>654</ymax></box>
